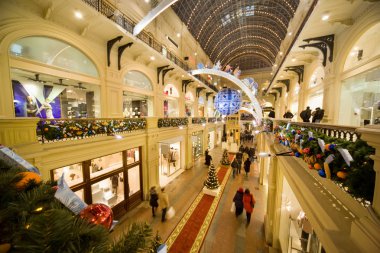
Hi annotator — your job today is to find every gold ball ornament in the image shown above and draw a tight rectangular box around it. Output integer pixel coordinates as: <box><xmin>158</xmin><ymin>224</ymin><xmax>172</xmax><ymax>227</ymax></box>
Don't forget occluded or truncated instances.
<box><xmin>337</xmin><ymin>171</ymin><xmax>347</xmax><ymax>179</ymax></box>
<box><xmin>14</xmin><ymin>172</ymin><xmax>41</xmax><ymax>190</ymax></box>
<box><xmin>0</xmin><ymin>243</ymin><xmax>11</xmax><ymax>253</ymax></box>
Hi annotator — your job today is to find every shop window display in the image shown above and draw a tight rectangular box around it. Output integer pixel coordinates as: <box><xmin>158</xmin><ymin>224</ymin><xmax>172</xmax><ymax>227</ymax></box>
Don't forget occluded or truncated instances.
<box><xmin>11</xmin><ymin>69</ymin><xmax>100</xmax><ymax>119</ymax></box>
<box><xmin>52</xmin><ymin>163</ymin><xmax>83</xmax><ymax>187</ymax></box>
<box><xmin>123</xmin><ymin>91</ymin><xmax>152</xmax><ymax>118</ymax></box>
<box><xmin>74</xmin><ymin>188</ymin><xmax>85</xmax><ymax>202</ymax></box>
<box><xmin>91</xmin><ymin>172</ymin><xmax>124</xmax><ymax>208</ymax></box>
<box><xmin>192</xmin><ymin>131</ymin><xmax>203</xmax><ymax>159</ymax></box>
<box><xmin>126</xmin><ymin>147</ymin><xmax>139</xmax><ymax>164</ymax></box>
<box><xmin>90</xmin><ymin>152</ymin><xmax>123</xmax><ymax>179</ymax></box>
<box><xmin>340</xmin><ymin>67</ymin><xmax>380</xmax><ymax>126</ymax></box>
<box><xmin>159</xmin><ymin>142</ymin><xmax>180</xmax><ymax>176</ymax></box>
<box><xmin>127</xmin><ymin>165</ymin><xmax>140</xmax><ymax>196</ymax></box>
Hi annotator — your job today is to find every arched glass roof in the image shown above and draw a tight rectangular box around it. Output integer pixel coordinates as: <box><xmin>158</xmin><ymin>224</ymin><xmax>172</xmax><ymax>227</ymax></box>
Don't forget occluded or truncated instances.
<box><xmin>172</xmin><ymin>0</ymin><xmax>300</xmax><ymax>70</ymax></box>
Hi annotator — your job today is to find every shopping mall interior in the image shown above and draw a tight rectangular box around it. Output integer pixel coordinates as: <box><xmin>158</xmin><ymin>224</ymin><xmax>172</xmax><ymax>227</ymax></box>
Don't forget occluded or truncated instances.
<box><xmin>0</xmin><ymin>0</ymin><xmax>379</xmax><ymax>252</ymax></box>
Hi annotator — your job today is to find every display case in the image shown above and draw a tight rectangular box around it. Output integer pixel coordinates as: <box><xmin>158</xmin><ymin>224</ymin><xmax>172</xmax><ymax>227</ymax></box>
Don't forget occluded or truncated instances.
<box><xmin>52</xmin><ymin>163</ymin><xmax>83</xmax><ymax>187</ymax></box>
<box><xmin>90</xmin><ymin>152</ymin><xmax>123</xmax><ymax>179</ymax></box>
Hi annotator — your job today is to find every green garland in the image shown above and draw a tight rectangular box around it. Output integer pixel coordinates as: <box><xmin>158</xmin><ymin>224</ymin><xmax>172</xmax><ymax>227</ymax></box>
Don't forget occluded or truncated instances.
<box><xmin>38</xmin><ymin>119</ymin><xmax>147</xmax><ymax>142</ymax></box>
<box><xmin>192</xmin><ymin>117</ymin><xmax>206</xmax><ymax>124</ymax></box>
<box><xmin>157</xmin><ymin>118</ymin><xmax>188</xmax><ymax>128</ymax></box>
<box><xmin>274</xmin><ymin>124</ymin><xmax>375</xmax><ymax>204</ymax></box>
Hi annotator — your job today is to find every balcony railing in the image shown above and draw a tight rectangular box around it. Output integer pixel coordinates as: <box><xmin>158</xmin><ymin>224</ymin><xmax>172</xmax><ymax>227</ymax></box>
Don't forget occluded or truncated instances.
<box><xmin>81</xmin><ymin>0</ymin><xmax>218</xmax><ymax>92</ymax></box>
<box><xmin>37</xmin><ymin>118</ymin><xmax>146</xmax><ymax>143</ymax></box>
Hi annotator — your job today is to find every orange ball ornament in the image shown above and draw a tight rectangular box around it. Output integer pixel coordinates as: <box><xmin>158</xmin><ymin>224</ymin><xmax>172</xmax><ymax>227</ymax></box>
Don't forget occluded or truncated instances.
<box><xmin>14</xmin><ymin>172</ymin><xmax>41</xmax><ymax>190</ymax></box>
<box><xmin>337</xmin><ymin>171</ymin><xmax>347</xmax><ymax>179</ymax></box>
<box><xmin>314</xmin><ymin>163</ymin><xmax>321</xmax><ymax>170</ymax></box>
<box><xmin>325</xmin><ymin>144</ymin><xmax>330</xmax><ymax>151</ymax></box>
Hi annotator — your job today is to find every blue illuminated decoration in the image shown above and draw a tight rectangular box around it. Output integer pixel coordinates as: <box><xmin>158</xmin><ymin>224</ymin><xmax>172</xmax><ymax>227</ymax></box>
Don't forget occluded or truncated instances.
<box><xmin>214</xmin><ymin>88</ymin><xmax>242</xmax><ymax>116</ymax></box>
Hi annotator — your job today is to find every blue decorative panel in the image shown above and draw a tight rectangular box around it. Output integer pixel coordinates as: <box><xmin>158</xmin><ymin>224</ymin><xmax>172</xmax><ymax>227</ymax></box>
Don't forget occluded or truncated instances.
<box><xmin>214</xmin><ymin>88</ymin><xmax>242</xmax><ymax>116</ymax></box>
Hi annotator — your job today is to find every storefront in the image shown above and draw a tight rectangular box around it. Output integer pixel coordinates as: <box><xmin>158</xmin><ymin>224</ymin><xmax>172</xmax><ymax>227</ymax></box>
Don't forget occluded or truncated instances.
<box><xmin>163</xmin><ymin>84</ymin><xmax>179</xmax><ymax>117</ymax></box>
<box><xmin>51</xmin><ymin>147</ymin><xmax>142</xmax><ymax>218</ymax></box>
<box><xmin>217</xmin><ymin>127</ymin><xmax>222</xmax><ymax>145</ymax></box>
<box><xmin>185</xmin><ymin>91</ymin><xmax>195</xmax><ymax>117</ymax></box>
<box><xmin>192</xmin><ymin>131</ymin><xmax>203</xmax><ymax>159</ymax></box>
<box><xmin>307</xmin><ymin>66</ymin><xmax>324</xmax><ymax>113</ymax></box>
<box><xmin>338</xmin><ymin>23</ymin><xmax>380</xmax><ymax>126</ymax></box>
<box><xmin>123</xmin><ymin>70</ymin><xmax>154</xmax><ymax>117</ymax></box>
<box><xmin>9</xmin><ymin>36</ymin><xmax>101</xmax><ymax>118</ymax></box>
<box><xmin>208</xmin><ymin>128</ymin><xmax>215</xmax><ymax>150</ymax></box>
<box><xmin>159</xmin><ymin>140</ymin><xmax>182</xmax><ymax>186</ymax></box>
<box><xmin>279</xmin><ymin>177</ymin><xmax>325</xmax><ymax>253</ymax></box>
<box><xmin>198</xmin><ymin>96</ymin><xmax>205</xmax><ymax>117</ymax></box>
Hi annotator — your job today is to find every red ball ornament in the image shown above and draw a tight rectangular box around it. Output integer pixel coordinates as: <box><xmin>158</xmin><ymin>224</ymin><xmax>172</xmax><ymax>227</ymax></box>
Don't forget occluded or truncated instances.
<box><xmin>316</xmin><ymin>154</ymin><xmax>323</xmax><ymax>159</ymax></box>
<box><xmin>79</xmin><ymin>203</ymin><xmax>113</xmax><ymax>230</ymax></box>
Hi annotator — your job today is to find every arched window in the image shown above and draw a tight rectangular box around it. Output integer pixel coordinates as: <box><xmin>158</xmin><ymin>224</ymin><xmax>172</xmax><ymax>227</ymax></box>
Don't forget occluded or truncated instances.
<box><xmin>164</xmin><ymin>84</ymin><xmax>179</xmax><ymax>97</ymax></box>
<box><xmin>9</xmin><ymin>36</ymin><xmax>98</xmax><ymax>77</ymax></box>
<box><xmin>344</xmin><ymin>23</ymin><xmax>380</xmax><ymax>71</ymax></box>
<box><xmin>185</xmin><ymin>91</ymin><xmax>195</xmax><ymax>102</ymax></box>
<box><xmin>309</xmin><ymin>67</ymin><xmax>324</xmax><ymax>88</ymax></box>
<box><xmin>124</xmin><ymin>71</ymin><xmax>153</xmax><ymax>91</ymax></box>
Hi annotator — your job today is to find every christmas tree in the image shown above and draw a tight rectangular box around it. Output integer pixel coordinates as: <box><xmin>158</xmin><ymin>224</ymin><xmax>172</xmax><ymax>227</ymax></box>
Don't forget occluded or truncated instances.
<box><xmin>0</xmin><ymin>158</ymin><xmax>158</xmax><ymax>253</ymax></box>
<box><xmin>204</xmin><ymin>163</ymin><xmax>219</xmax><ymax>190</ymax></box>
<box><xmin>220</xmin><ymin>149</ymin><xmax>230</xmax><ymax>166</ymax></box>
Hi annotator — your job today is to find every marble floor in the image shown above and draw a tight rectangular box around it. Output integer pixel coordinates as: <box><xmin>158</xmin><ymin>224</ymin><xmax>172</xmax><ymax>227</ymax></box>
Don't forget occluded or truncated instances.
<box><xmin>111</xmin><ymin>144</ymin><xmax>269</xmax><ymax>253</ymax></box>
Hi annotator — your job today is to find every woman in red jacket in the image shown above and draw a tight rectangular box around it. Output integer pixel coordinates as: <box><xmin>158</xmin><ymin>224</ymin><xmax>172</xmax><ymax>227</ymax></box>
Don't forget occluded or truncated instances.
<box><xmin>243</xmin><ymin>188</ymin><xmax>255</xmax><ymax>225</ymax></box>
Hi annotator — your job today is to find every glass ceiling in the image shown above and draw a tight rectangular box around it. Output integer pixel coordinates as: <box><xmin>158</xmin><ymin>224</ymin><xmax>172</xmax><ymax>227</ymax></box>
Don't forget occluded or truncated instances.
<box><xmin>172</xmin><ymin>0</ymin><xmax>300</xmax><ymax>70</ymax></box>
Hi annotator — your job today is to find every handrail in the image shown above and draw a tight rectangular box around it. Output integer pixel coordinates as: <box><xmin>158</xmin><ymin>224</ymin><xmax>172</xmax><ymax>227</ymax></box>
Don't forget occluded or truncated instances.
<box><xmin>81</xmin><ymin>0</ymin><xmax>218</xmax><ymax>92</ymax></box>
<box><xmin>274</xmin><ymin>119</ymin><xmax>360</xmax><ymax>141</ymax></box>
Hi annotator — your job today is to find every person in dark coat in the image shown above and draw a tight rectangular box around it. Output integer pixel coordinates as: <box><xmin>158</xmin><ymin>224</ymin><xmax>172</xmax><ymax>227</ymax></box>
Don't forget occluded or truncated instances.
<box><xmin>149</xmin><ymin>186</ymin><xmax>159</xmax><ymax>217</ymax></box>
<box><xmin>268</xmin><ymin>110</ymin><xmax>275</xmax><ymax>118</ymax></box>
<box><xmin>235</xmin><ymin>151</ymin><xmax>243</xmax><ymax>174</ymax></box>
<box><xmin>283</xmin><ymin>110</ymin><xmax>294</xmax><ymax>119</ymax></box>
<box><xmin>231</xmin><ymin>158</ymin><xmax>239</xmax><ymax>178</ymax></box>
<box><xmin>300</xmin><ymin>106</ymin><xmax>312</xmax><ymax>122</ymax></box>
<box><xmin>233</xmin><ymin>187</ymin><xmax>244</xmax><ymax>217</ymax></box>
<box><xmin>244</xmin><ymin>158</ymin><xmax>251</xmax><ymax>178</ymax></box>
<box><xmin>205</xmin><ymin>154</ymin><xmax>212</xmax><ymax>166</ymax></box>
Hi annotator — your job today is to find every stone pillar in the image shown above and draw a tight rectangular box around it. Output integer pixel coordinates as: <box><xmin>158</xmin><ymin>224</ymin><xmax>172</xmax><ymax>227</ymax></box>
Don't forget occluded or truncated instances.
<box><xmin>265</xmin><ymin>148</ymin><xmax>278</xmax><ymax>247</ymax></box>
<box><xmin>145</xmin><ymin>117</ymin><xmax>160</xmax><ymax>193</ymax></box>
<box><xmin>322</xmin><ymin>75</ymin><xmax>336</xmax><ymax>124</ymax></box>
<box><xmin>186</xmin><ymin>118</ymin><xmax>194</xmax><ymax>169</ymax></box>
<box><xmin>357</xmin><ymin>125</ymin><xmax>380</xmax><ymax>216</ymax></box>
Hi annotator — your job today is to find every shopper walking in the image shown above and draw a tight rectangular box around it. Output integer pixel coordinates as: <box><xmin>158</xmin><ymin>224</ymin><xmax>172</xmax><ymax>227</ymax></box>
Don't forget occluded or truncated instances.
<box><xmin>244</xmin><ymin>157</ymin><xmax>251</xmax><ymax>178</ymax></box>
<box><xmin>231</xmin><ymin>158</ymin><xmax>239</xmax><ymax>178</ymax></box>
<box><xmin>233</xmin><ymin>187</ymin><xmax>244</xmax><ymax>217</ymax></box>
<box><xmin>149</xmin><ymin>186</ymin><xmax>159</xmax><ymax>217</ymax></box>
<box><xmin>243</xmin><ymin>188</ymin><xmax>256</xmax><ymax>225</ymax></box>
<box><xmin>159</xmin><ymin>187</ymin><xmax>169</xmax><ymax>222</ymax></box>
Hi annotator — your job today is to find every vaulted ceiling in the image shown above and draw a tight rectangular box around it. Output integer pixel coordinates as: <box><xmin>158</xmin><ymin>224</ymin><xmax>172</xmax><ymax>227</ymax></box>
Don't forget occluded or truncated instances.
<box><xmin>172</xmin><ymin>0</ymin><xmax>300</xmax><ymax>71</ymax></box>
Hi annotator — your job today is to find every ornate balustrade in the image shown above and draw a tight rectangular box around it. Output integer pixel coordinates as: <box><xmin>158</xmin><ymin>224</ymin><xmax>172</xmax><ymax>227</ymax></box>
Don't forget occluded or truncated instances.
<box><xmin>157</xmin><ymin>117</ymin><xmax>188</xmax><ymax>128</ymax></box>
<box><xmin>273</xmin><ymin>119</ymin><xmax>360</xmax><ymax>141</ymax></box>
<box><xmin>37</xmin><ymin>118</ymin><xmax>146</xmax><ymax>143</ymax></box>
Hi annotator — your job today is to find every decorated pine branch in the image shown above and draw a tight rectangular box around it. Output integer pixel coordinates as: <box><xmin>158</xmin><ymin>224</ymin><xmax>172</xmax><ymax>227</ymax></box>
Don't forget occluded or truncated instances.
<box><xmin>0</xmin><ymin>152</ymin><xmax>159</xmax><ymax>252</ymax></box>
<box><xmin>274</xmin><ymin>124</ymin><xmax>375</xmax><ymax>205</ymax></box>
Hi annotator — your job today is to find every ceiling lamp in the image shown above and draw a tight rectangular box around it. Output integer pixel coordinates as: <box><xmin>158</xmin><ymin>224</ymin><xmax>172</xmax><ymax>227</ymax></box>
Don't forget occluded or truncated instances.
<box><xmin>214</xmin><ymin>88</ymin><xmax>242</xmax><ymax>116</ymax></box>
